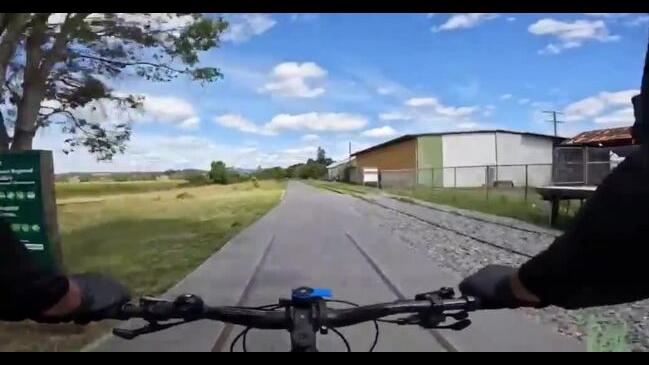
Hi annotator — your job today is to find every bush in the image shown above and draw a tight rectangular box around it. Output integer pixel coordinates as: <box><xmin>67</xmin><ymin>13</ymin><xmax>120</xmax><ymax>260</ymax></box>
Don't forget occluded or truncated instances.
<box><xmin>251</xmin><ymin>176</ymin><xmax>259</xmax><ymax>188</ymax></box>
<box><xmin>182</xmin><ymin>174</ymin><xmax>210</xmax><ymax>187</ymax></box>
<box><xmin>296</xmin><ymin>162</ymin><xmax>327</xmax><ymax>180</ymax></box>
<box><xmin>209</xmin><ymin>161</ymin><xmax>229</xmax><ymax>184</ymax></box>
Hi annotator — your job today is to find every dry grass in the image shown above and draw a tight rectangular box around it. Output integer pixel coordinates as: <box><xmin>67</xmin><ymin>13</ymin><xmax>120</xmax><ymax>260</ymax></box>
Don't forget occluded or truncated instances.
<box><xmin>1</xmin><ymin>180</ymin><xmax>285</xmax><ymax>352</ymax></box>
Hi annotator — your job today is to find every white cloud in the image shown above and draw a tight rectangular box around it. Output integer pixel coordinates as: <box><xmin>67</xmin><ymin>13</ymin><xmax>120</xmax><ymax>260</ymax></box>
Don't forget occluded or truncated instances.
<box><xmin>214</xmin><ymin>114</ymin><xmax>275</xmax><ymax>135</ymax></box>
<box><xmin>222</xmin><ymin>14</ymin><xmax>276</xmax><ymax>43</ymax></box>
<box><xmin>426</xmin><ymin>13</ymin><xmax>436</xmax><ymax>18</ymax></box>
<box><xmin>482</xmin><ymin>105</ymin><xmax>496</xmax><ymax>117</ymax></box>
<box><xmin>282</xmin><ymin>146</ymin><xmax>317</xmax><ymax>155</ymax></box>
<box><xmin>377</xmin><ymin>87</ymin><xmax>395</xmax><ymax>95</ymax></box>
<box><xmin>593</xmin><ymin>107</ymin><xmax>635</xmax><ymax>125</ymax></box>
<box><xmin>458</xmin><ymin>122</ymin><xmax>480</xmax><ymax>129</ymax></box>
<box><xmin>405</xmin><ymin>97</ymin><xmax>439</xmax><ymax>107</ymax></box>
<box><xmin>379</xmin><ymin>112</ymin><xmax>413</xmax><ymax>121</ymax></box>
<box><xmin>216</xmin><ymin>112</ymin><xmax>369</xmax><ymax>135</ymax></box>
<box><xmin>35</xmin><ymin>128</ymin><xmax>327</xmax><ymax>173</ymax></box>
<box><xmin>179</xmin><ymin>117</ymin><xmax>200</xmax><ymax>130</ymax></box>
<box><xmin>506</xmin><ymin>17</ymin><xmax>516</xmax><ymax>22</ymax></box>
<box><xmin>361</xmin><ymin>126</ymin><xmax>398</xmax><ymax>138</ymax></box>
<box><xmin>583</xmin><ymin>13</ymin><xmax>630</xmax><ymax>18</ymax></box>
<box><xmin>301</xmin><ymin>134</ymin><xmax>320</xmax><ymax>142</ymax></box>
<box><xmin>500</xmin><ymin>93</ymin><xmax>513</xmax><ymax>100</ymax></box>
<box><xmin>404</xmin><ymin>97</ymin><xmax>477</xmax><ymax>117</ymax></box>
<box><xmin>57</xmin><ymin>93</ymin><xmax>199</xmax><ymax>130</ymax></box>
<box><xmin>139</xmin><ymin>94</ymin><xmax>198</xmax><ymax>125</ymax></box>
<box><xmin>433</xmin><ymin>13</ymin><xmax>499</xmax><ymax>32</ymax></box>
<box><xmin>290</xmin><ymin>13</ymin><xmax>318</xmax><ymax>22</ymax></box>
<box><xmin>259</xmin><ymin>62</ymin><xmax>327</xmax><ymax>98</ymax></box>
<box><xmin>265</xmin><ymin>112</ymin><xmax>367</xmax><ymax>132</ymax></box>
<box><xmin>518</xmin><ymin>98</ymin><xmax>530</xmax><ymax>105</ymax></box>
<box><xmin>528</xmin><ymin>18</ymin><xmax>619</xmax><ymax>54</ymax></box>
<box><xmin>564</xmin><ymin>89</ymin><xmax>638</xmax><ymax>125</ymax></box>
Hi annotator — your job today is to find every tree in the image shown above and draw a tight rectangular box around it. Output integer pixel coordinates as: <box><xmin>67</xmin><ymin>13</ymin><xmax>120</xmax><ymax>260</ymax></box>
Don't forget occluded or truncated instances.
<box><xmin>286</xmin><ymin>163</ymin><xmax>303</xmax><ymax>178</ymax></box>
<box><xmin>209</xmin><ymin>160</ymin><xmax>228</xmax><ymax>184</ymax></box>
<box><xmin>316</xmin><ymin>146</ymin><xmax>333</xmax><ymax>166</ymax></box>
<box><xmin>0</xmin><ymin>13</ymin><xmax>227</xmax><ymax>159</ymax></box>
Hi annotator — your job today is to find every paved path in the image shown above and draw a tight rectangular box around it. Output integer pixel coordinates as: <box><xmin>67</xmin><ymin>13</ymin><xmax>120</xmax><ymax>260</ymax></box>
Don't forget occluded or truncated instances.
<box><xmin>92</xmin><ymin>181</ymin><xmax>583</xmax><ymax>352</ymax></box>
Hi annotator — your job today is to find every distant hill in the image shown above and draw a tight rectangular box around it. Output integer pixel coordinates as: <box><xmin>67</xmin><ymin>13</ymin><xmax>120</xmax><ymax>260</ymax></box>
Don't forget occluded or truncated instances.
<box><xmin>56</xmin><ymin>169</ymin><xmax>209</xmax><ymax>182</ymax></box>
<box><xmin>231</xmin><ymin>167</ymin><xmax>256</xmax><ymax>174</ymax></box>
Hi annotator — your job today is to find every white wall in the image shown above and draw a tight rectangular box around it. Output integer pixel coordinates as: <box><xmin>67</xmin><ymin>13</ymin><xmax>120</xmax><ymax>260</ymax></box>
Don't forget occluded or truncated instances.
<box><xmin>441</xmin><ymin>132</ymin><xmax>555</xmax><ymax>187</ymax></box>
<box><xmin>442</xmin><ymin>133</ymin><xmax>496</xmax><ymax>187</ymax></box>
<box><xmin>495</xmin><ymin>133</ymin><xmax>554</xmax><ymax>187</ymax></box>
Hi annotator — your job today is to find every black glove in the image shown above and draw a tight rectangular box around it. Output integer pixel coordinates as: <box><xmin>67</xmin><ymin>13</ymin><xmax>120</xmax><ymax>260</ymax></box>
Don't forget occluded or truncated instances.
<box><xmin>458</xmin><ymin>265</ymin><xmax>520</xmax><ymax>310</ymax></box>
<box><xmin>36</xmin><ymin>273</ymin><xmax>131</xmax><ymax>324</ymax></box>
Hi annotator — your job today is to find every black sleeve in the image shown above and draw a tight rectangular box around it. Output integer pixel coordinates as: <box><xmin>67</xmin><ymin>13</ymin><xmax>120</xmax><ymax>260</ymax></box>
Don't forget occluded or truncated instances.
<box><xmin>518</xmin><ymin>148</ymin><xmax>649</xmax><ymax>309</ymax></box>
<box><xmin>0</xmin><ymin>217</ymin><xmax>69</xmax><ymax>321</ymax></box>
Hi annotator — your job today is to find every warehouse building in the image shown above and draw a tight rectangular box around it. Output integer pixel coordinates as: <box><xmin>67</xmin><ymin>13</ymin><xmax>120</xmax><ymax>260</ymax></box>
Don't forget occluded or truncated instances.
<box><xmin>351</xmin><ymin>130</ymin><xmax>565</xmax><ymax>188</ymax></box>
<box><xmin>327</xmin><ymin>157</ymin><xmax>356</xmax><ymax>181</ymax></box>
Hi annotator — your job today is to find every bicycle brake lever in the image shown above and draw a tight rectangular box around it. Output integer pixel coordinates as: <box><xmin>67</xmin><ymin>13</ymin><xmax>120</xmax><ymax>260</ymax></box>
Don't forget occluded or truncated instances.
<box><xmin>113</xmin><ymin>320</ymin><xmax>189</xmax><ymax>340</ymax></box>
<box><xmin>434</xmin><ymin>319</ymin><xmax>472</xmax><ymax>331</ymax></box>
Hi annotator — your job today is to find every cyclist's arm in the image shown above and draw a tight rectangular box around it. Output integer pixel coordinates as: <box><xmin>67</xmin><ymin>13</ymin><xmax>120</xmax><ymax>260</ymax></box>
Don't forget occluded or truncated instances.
<box><xmin>518</xmin><ymin>148</ymin><xmax>649</xmax><ymax>309</ymax></box>
<box><xmin>0</xmin><ymin>218</ymin><xmax>75</xmax><ymax>320</ymax></box>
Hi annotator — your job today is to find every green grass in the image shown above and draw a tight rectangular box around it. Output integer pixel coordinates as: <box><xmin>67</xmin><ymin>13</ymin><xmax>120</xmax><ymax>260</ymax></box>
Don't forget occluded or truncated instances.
<box><xmin>309</xmin><ymin>181</ymin><xmax>580</xmax><ymax>229</ymax></box>
<box><xmin>0</xmin><ymin>180</ymin><xmax>285</xmax><ymax>352</ymax></box>
<box><xmin>388</xmin><ymin>186</ymin><xmax>580</xmax><ymax>229</ymax></box>
<box><xmin>55</xmin><ymin>180</ymin><xmax>187</xmax><ymax>200</ymax></box>
<box><xmin>575</xmin><ymin>314</ymin><xmax>631</xmax><ymax>352</ymax></box>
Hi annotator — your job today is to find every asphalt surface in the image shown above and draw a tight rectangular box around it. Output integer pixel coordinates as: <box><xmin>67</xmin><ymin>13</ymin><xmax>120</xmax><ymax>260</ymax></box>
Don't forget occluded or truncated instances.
<box><xmin>92</xmin><ymin>181</ymin><xmax>584</xmax><ymax>352</ymax></box>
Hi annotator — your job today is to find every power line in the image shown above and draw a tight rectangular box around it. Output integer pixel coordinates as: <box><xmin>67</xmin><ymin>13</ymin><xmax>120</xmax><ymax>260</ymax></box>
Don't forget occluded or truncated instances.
<box><xmin>543</xmin><ymin>110</ymin><xmax>564</xmax><ymax>136</ymax></box>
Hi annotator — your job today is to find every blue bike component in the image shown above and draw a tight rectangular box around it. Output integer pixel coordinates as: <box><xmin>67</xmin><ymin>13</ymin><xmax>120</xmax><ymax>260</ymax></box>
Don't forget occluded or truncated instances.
<box><xmin>291</xmin><ymin>287</ymin><xmax>333</xmax><ymax>302</ymax></box>
<box><xmin>311</xmin><ymin>288</ymin><xmax>332</xmax><ymax>298</ymax></box>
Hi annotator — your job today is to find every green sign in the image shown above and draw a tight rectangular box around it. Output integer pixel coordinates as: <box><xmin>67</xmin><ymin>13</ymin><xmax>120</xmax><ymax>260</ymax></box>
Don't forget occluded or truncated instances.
<box><xmin>0</xmin><ymin>151</ymin><xmax>60</xmax><ymax>272</ymax></box>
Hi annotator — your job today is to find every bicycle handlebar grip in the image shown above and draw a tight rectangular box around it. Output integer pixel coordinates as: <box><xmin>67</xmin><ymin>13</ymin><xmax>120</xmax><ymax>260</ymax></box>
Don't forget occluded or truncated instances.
<box><xmin>113</xmin><ymin>303</ymin><xmax>143</xmax><ymax>319</ymax></box>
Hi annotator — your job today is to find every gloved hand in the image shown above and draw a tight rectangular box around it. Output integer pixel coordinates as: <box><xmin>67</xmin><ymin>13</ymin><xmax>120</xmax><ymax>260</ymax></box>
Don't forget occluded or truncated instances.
<box><xmin>36</xmin><ymin>273</ymin><xmax>131</xmax><ymax>324</ymax></box>
<box><xmin>459</xmin><ymin>265</ymin><xmax>521</xmax><ymax>310</ymax></box>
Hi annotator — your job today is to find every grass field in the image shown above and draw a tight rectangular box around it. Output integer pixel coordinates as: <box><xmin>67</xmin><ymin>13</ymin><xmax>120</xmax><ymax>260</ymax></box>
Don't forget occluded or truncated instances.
<box><xmin>55</xmin><ymin>180</ymin><xmax>187</xmax><ymax>200</ymax></box>
<box><xmin>0</xmin><ymin>180</ymin><xmax>285</xmax><ymax>352</ymax></box>
<box><xmin>310</xmin><ymin>181</ymin><xmax>580</xmax><ymax>229</ymax></box>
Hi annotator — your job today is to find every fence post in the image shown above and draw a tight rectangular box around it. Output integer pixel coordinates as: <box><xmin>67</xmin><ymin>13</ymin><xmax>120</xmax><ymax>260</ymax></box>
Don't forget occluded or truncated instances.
<box><xmin>454</xmin><ymin>167</ymin><xmax>457</xmax><ymax>189</ymax></box>
<box><xmin>432</xmin><ymin>167</ymin><xmax>435</xmax><ymax>190</ymax></box>
<box><xmin>524</xmin><ymin>164</ymin><xmax>529</xmax><ymax>202</ymax></box>
<box><xmin>583</xmin><ymin>147</ymin><xmax>589</xmax><ymax>185</ymax></box>
<box><xmin>485</xmin><ymin>166</ymin><xmax>490</xmax><ymax>200</ymax></box>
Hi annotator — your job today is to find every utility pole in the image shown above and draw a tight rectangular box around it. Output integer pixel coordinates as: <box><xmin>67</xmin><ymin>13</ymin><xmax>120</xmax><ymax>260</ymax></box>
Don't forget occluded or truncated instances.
<box><xmin>348</xmin><ymin>141</ymin><xmax>351</xmax><ymax>161</ymax></box>
<box><xmin>543</xmin><ymin>110</ymin><xmax>564</xmax><ymax>137</ymax></box>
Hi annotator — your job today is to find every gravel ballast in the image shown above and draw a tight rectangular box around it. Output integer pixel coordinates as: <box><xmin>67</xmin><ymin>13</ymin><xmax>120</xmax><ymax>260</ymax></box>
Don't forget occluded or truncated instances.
<box><xmin>348</xmin><ymin>193</ymin><xmax>648</xmax><ymax>352</ymax></box>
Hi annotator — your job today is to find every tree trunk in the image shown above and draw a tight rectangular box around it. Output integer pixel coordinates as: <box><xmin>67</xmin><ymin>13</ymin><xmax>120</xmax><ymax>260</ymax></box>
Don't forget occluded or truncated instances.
<box><xmin>10</xmin><ymin>15</ymin><xmax>47</xmax><ymax>152</ymax></box>
<box><xmin>11</xmin><ymin>75</ymin><xmax>46</xmax><ymax>151</ymax></box>
<box><xmin>0</xmin><ymin>111</ymin><xmax>9</xmax><ymax>152</ymax></box>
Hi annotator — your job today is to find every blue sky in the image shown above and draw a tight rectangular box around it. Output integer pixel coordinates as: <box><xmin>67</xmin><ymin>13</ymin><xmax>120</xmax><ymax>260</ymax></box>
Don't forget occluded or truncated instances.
<box><xmin>36</xmin><ymin>13</ymin><xmax>649</xmax><ymax>173</ymax></box>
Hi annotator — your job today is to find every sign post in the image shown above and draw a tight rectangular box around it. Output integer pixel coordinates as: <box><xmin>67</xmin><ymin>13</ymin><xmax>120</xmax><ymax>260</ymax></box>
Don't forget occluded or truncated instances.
<box><xmin>0</xmin><ymin>150</ymin><xmax>61</xmax><ymax>272</ymax></box>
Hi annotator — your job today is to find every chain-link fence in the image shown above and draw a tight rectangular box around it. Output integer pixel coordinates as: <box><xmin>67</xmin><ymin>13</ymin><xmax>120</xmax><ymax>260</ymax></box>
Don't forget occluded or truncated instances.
<box><xmin>378</xmin><ymin>164</ymin><xmax>554</xmax><ymax>203</ymax></box>
<box><xmin>553</xmin><ymin>145</ymin><xmax>639</xmax><ymax>186</ymax></box>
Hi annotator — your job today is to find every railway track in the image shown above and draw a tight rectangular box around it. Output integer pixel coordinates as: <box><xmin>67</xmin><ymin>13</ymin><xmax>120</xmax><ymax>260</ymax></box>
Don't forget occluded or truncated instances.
<box><xmin>356</xmin><ymin>196</ymin><xmax>537</xmax><ymax>259</ymax></box>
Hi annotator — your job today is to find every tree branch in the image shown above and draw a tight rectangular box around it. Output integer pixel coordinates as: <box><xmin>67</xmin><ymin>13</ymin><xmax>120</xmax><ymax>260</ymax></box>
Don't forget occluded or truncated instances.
<box><xmin>39</xmin><ymin>13</ymin><xmax>90</xmax><ymax>77</ymax></box>
<box><xmin>73</xmin><ymin>53</ymin><xmax>186</xmax><ymax>74</ymax></box>
<box><xmin>4</xmin><ymin>80</ymin><xmax>20</xmax><ymax>101</ymax></box>
<box><xmin>0</xmin><ymin>13</ymin><xmax>30</xmax><ymax>92</ymax></box>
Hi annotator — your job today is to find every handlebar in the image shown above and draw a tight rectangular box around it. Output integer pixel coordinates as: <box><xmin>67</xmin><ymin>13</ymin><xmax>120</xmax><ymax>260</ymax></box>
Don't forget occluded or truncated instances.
<box><xmin>110</xmin><ymin>287</ymin><xmax>479</xmax><ymax>338</ymax></box>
